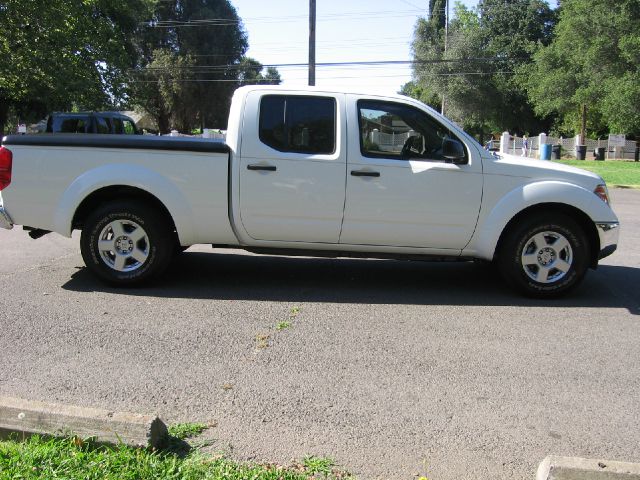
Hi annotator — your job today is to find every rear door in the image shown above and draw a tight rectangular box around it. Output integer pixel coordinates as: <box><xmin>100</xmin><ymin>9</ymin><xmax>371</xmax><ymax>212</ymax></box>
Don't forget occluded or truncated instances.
<box><xmin>237</xmin><ymin>91</ymin><xmax>347</xmax><ymax>243</ymax></box>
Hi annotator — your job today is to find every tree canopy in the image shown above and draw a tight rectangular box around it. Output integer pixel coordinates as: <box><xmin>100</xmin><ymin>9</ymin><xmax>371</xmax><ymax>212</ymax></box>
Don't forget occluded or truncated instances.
<box><xmin>408</xmin><ymin>0</ymin><xmax>556</xmax><ymax>140</ymax></box>
<box><xmin>0</xmin><ymin>0</ymin><xmax>281</xmax><ymax>135</ymax></box>
<box><xmin>407</xmin><ymin>0</ymin><xmax>640</xmax><ymax>139</ymax></box>
<box><xmin>130</xmin><ymin>0</ymin><xmax>249</xmax><ymax>132</ymax></box>
<box><xmin>237</xmin><ymin>58</ymin><xmax>282</xmax><ymax>86</ymax></box>
<box><xmin>523</xmin><ymin>0</ymin><xmax>640</xmax><ymax>137</ymax></box>
<box><xmin>0</xmin><ymin>0</ymin><xmax>152</xmax><ymax>133</ymax></box>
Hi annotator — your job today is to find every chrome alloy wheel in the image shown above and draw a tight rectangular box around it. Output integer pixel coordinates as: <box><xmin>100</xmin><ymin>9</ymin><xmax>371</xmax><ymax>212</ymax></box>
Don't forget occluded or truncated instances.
<box><xmin>97</xmin><ymin>219</ymin><xmax>149</xmax><ymax>272</ymax></box>
<box><xmin>520</xmin><ymin>231</ymin><xmax>573</xmax><ymax>284</ymax></box>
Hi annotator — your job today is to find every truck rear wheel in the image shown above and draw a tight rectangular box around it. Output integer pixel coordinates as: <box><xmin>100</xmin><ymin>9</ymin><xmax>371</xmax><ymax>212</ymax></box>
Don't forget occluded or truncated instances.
<box><xmin>80</xmin><ymin>201</ymin><xmax>174</xmax><ymax>286</ymax></box>
<box><xmin>498</xmin><ymin>213</ymin><xmax>590</xmax><ymax>298</ymax></box>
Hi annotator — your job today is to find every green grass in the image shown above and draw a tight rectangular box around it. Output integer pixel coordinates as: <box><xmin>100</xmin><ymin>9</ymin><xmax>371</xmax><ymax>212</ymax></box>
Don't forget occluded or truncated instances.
<box><xmin>168</xmin><ymin>423</ymin><xmax>208</xmax><ymax>440</ymax></box>
<box><xmin>276</xmin><ymin>321</ymin><xmax>292</xmax><ymax>331</ymax></box>
<box><xmin>0</xmin><ymin>435</ymin><xmax>353</xmax><ymax>479</ymax></box>
<box><xmin>554</xmin><ymin>159</ymin><xmax>640</xmax><ymax>188</ymax></box>
<box><xmin>302</xmin><ymin>456</ymin><xmax>335</xmax><ymax>476</ymax></box>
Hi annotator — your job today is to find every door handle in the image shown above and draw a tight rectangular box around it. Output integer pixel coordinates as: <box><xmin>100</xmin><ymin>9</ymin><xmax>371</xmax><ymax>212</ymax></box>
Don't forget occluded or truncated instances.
<box><xmin>351</xmin><ymin>170</ymin><xmax>380</xmax><ymax>177</ymax></box>
<box><xmin>247</xmin><ymin>164</ymin><xmax>277</xmax><ymax>171</ymax></box>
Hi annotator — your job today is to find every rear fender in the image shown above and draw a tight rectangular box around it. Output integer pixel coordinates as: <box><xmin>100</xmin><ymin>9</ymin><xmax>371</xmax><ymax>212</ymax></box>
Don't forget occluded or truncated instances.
<box><xmin>53</xmin><ymin>164</ymin><xmax>195</xmax><ymax>244</ymax></box>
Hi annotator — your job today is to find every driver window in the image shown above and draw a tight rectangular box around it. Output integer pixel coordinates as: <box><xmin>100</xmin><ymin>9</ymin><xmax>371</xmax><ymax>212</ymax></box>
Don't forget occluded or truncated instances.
<box><xmin>358</xmin><ymin>100</ymin><xmax>464</xmax><ymax>162</ymax></box>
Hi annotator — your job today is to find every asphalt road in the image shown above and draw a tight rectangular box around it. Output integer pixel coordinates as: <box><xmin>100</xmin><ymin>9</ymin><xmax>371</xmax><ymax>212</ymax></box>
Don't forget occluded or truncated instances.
<box><xmin>1</xmin><ymin>189</ymin><xmax>639</xmax><ymax>479</ymax></box>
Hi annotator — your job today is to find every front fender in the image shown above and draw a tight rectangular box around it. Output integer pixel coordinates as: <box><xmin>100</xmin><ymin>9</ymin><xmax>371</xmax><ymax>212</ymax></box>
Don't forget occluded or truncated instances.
<box><xmin>53</xmin><ymin>164</ymin><xmax>195</xmax><ymax>244</ymax></box>
<box><xmin>469</xmin><ymin>181</ymin><xmax>618</xmax><ymax>260</ymax></box>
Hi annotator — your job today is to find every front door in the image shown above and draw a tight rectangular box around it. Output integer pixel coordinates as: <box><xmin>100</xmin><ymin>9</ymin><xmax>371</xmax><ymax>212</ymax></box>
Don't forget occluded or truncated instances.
<box><xmin>340</xmin><ymin>97</ymin><xmax>483</xmax><ymax>250</ymax></box>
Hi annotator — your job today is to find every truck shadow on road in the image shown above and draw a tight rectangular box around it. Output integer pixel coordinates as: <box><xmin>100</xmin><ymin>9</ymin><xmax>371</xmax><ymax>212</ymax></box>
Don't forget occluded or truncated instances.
<box><xmin>63</xmin><ymin>252</ymin><xmax>640</xmax><ymax>314</ymax></box>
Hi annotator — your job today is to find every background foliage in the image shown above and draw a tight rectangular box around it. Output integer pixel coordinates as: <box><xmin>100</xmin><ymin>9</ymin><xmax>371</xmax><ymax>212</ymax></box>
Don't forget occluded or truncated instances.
<box><xmin>406</xmin><ymin>0</ymin><xmax>639</xmax><ymax>140</ymax></box>
<box><xmin>1</xmin><ymin>0</ymin><xmax>638</xmax><ymax>137</ymax></box>
<box><xmin>0</xmin><ymin>0</ymin><xmax>152</xmax><ymax>134</ymax></box>
<box><xmin>408</xmin><ymin>0</ymin><xmax>556</xmax><ymax>140</ymax></box>
<box><xmin>1</xmin><ymin>0</ymin><xmax>281</xmax><ymax>134</ymax></box>
<box><xmin>522</xmin><ymin>0</ymin><xmax>640</xmax><ymax>137</ymax></box>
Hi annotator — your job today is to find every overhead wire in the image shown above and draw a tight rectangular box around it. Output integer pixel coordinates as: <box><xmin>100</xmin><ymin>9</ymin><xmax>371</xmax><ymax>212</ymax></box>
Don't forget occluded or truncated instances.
<box><xmin>136</xmin><ymin>3</ymin><xmax>519</xmax><ymax>87</ymax></box>
<box><xmin>143</xmin><ymin>9</ymin><xmax>426</xmax><ymax>27</ymax></box>
<box><xmin>133</xmin><ymin>58</ymin><xmax>504</xmax><ymax>71</ymax></box>
<box><xmin>129</xmin><ymin>71</ymin><xmax>513</xmax><ymax>83</ymax></box>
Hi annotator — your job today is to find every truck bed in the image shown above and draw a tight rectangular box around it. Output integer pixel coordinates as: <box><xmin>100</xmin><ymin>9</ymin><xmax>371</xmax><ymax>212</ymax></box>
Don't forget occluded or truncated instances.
<box><xmin>1</xmin><ymin>134</ymin><xmax>235</xmax><ymax>246</ymax></box>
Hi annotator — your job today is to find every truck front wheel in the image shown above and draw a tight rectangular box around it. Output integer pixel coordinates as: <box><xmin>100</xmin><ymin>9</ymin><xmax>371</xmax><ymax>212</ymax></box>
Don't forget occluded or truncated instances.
<box><xmin>498</xmin><ymin>213</ymin><xmax>590</xmax><ymax>298</ymax></box>
<box><xmin>80</xmin><ymin>201</ymin><xmax>174</xmax><ymax>286</ymax></box>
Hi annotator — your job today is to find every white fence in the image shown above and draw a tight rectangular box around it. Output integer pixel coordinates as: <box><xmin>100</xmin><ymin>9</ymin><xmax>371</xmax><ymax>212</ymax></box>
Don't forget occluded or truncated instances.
<box><xmin>502</xmin><ymin>134</ymin><xmax>638</xmax><ymax>160</ymax></box>
<box><xmin>370</xmin><ymin>130</ymin><xmax>412</xmax><ymax>152</ymax></box>
<box><xmin>162</xmin><ymin>129</ymin><xmax>226</xmax><ymax>141</ymax></box>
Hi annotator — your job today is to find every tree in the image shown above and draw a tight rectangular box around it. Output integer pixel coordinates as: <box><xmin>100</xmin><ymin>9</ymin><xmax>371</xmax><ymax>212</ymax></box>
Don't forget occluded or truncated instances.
<box><xmin>0</xmin><ymin>0</ymin><xmax>152</xmax><ymax>134</ymax></box>
<box><xmin>409</xmin><ymin>1</ymin><xmax>556</xmax><ymax>139</ymax></box>
<box><xmin>237</xmin><ymin>58</ymin><xmax>282</xmax><ymax>86</ymax></box>
<box><xmin>399</xmin><ymin>81</ymin><xmax>440</xmax><ymax>108</ymax></box>
<box><xmin>429</xmin><ymin>0</ymin><xmax>447</xmax><ymax>30</ymax></box>
<box><xmin>401</xmin><ymin>0</ymin><xmax>447</xmax><ymax>111</ymax></box>
<box><xmin>130</xmin><ymin>0</ymin><xmax>249</xmax><ymax>132</ymax></box>
<box><xmin>524</xmin><ymin>0</ymin><xmax>640</xmax><ymax>138</ymax></box>
<box><xmin>133</xmin><ymin>50</ymin><xmax>198</xmax><ymax>133</ymax></box>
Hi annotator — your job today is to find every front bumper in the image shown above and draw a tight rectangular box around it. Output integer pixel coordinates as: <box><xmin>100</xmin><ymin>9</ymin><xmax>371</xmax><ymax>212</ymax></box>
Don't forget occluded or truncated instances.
<box><xmin>0</xmin><ymin>205</ymin><xmax>14</xmax><ymax>230</ymax></box>
<box><xmin>596</xmin><ymin>222</ymin><xmax>619</xmax><ymax>260</ymax></box>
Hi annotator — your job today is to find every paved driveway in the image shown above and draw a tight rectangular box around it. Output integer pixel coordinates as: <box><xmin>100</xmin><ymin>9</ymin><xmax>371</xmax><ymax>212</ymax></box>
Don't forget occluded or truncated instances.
<box><xmin>1</xmin><ymin>189</ymin><xmax>638</xmax><ymax>479</ymax></box>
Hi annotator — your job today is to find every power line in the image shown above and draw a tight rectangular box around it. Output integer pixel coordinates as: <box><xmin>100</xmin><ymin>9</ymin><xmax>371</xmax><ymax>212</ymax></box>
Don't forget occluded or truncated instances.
<box><xmin>252</xmin><ymin>35</ymin><xmax>412</xmax><ymax>46</ymax></box>
<box><xmin>133</xmin><ymin>58</ymin><xmax>503</xmax><ymax>72</ymax></box>
<box><xmin>129</xmin><ymin>71</ymin><xmax>512</xmax><ymax>83</ymax></box>
<box><xmin>398</xmin><ymin>0</ymin><xmax>426</xmax><ymax>10</ymax></box>
<box><xmin>143</xmin><ymin>9</ymin><xmax>425</xmax><ymax>27</ymax></box>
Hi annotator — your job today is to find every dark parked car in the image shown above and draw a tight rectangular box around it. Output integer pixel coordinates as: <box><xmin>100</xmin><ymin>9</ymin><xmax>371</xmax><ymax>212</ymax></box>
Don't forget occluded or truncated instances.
<box><xmin>46</xmin><ymin>112</ymin><xmax>140</xmax><ymax>135</ymax></box>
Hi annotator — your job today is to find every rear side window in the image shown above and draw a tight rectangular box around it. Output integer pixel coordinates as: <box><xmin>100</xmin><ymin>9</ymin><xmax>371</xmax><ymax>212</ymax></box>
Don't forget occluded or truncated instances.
<box><xmin>52</xmin><ymin>117</ymin><xmax>90</xmax><ymax>133</ymax></box>
<box><xmin>96</xmin><ymin>117</ymin><xmax>111</xmax><ymax>134</ymax></box>
<box><xmin>259</xmin><ymin>95</ymin><xmax>336</xmax><ymax>154</ymax></box>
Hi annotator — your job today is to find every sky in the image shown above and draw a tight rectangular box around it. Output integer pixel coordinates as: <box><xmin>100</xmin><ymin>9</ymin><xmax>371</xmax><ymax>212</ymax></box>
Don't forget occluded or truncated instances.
<box><xmin>229</xmin><ymin>0</ymin><xmax>554</xmax><ymax>94</ymax></box>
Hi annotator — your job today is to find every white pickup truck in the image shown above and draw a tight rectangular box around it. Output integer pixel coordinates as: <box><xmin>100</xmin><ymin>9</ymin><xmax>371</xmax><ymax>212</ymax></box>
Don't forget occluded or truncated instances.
<box><xmin>0</xmin><ymin>86</ymin><xmax>619</xmax><ymax>297</ymax></box>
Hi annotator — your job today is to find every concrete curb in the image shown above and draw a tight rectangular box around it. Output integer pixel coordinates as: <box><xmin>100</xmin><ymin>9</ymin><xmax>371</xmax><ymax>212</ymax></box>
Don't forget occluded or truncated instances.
<box><xmin>0</xmin><ymin>396</ymin><xmax>168</xmax><ymax>449</ymax></box>
<box><xmin>538</xmin><ymin>456</ymin><xmax>640</xmax><ymax>480</ymax></box>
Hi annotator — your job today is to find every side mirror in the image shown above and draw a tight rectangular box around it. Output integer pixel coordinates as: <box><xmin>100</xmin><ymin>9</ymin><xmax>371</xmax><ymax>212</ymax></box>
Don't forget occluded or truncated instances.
<box><xmin>442</xmin><ymin>139</ymin><xmax>467</xmax><ymax>164</ymax></box>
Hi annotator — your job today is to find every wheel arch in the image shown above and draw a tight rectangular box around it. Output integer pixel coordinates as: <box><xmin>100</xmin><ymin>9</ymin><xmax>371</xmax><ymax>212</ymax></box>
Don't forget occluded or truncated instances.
<box><xmin>494</xmin><ymin>203</ymin><xmax>600</xmax><ymax>268</ymax></box>
<box><xmin>468</xmin><ymin>181</ymin><xmax>615</xmax><ymax>267</ymax></box>
<box><xmin>72</xmin><ymin>185</ymin><xmax>179</xmax><ymax>245</ymax></box>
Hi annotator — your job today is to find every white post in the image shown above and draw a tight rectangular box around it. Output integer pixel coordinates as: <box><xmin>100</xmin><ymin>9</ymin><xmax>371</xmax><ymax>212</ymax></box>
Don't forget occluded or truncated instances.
<box><xmin>500</xmin><ymin>131</ymin><xmax>510</xmax><ymax>154</ymax></box>
<box><xmin>371</xmin><ymin>129</ymin><xmax>380</xmax><ymax>145</ymax></box>
<box><xmin>538</xmin><ymin>133</ymin><xmax>547</xmax><ymax>160</ymax></box>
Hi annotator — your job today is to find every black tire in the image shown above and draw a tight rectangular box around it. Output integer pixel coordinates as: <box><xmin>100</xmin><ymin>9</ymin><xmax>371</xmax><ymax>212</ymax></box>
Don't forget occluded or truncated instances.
<box><xmin>497</xmin><ymin>213</ymin><xmax>590</xmax><ymax>298</ymax></box>
<box><xmin>80</xmin><ymin>201</ymin><xmax>174</xmax><ymax>286</ymax></box>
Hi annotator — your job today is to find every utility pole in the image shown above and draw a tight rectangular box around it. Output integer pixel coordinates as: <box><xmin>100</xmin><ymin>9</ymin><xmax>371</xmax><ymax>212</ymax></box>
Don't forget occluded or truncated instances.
<box><xmin>441</xmin><ymin>0</ymin><xmax>448</xmax><ymax>116</ymax></box>
<box><xmin>309</xmin><ymin>0</ymin><xmax>316</xmax><ymax>86</ymax></box>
